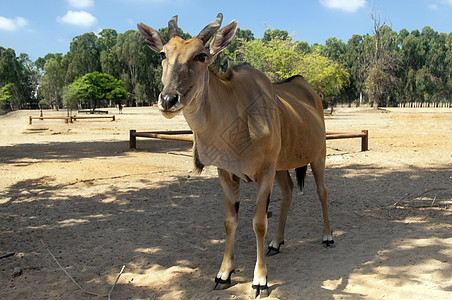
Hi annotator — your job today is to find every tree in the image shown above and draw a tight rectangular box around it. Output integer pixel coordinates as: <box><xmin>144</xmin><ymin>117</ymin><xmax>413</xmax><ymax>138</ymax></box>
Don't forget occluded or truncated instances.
<box><xmin>366</xmin><ymin>12</ymin><xmax>399</xmax><ymax>107</ymax></box>
<box><xmin>64</xmin><ymin>72</ymin><xmax>126</xmax><ymax>110</ymax></box>
<box><xmin>322</xmin><ymin>37</ymin><xmax>346</xmax><ymax>62</ymax></box>
<box><xmin>294</xmin><ymin>41</ymin><xmax>311</xmax><ymax>54</ymax></box>
<box><xmin>18</xmin><ymin>53</ymin><xmax>39</xmax><ymax>108</ymax></box>
<box><xmin>239</xmin><ymin>37</ymin><xmax>302</xmax><ymax>81</ymax></box>
<box><xmin>97</xmin><ymin>29</ymin><xmax>119</xmax><ymax>77</ymax></box>
<box><xmin>398</xmin><ymin>30</ymin><xmax>425</xmax><ymax>103</ymax></box>
<box><xmin>239</xmin><ymin>35</ymin><xmax>349</xmax><ymax>99</ymax></box>
<box><xmin>115</xmin><ymin>30</ymin><xmax>148</xmax><ymax>106</ymax></box>
<box><xmin>343</xmin><ymin>34</ymin><xmax>367</xmax><ymax>105</ymax></box>
<box><xmin>0</xmin><ymin>83</ymin><xmax>14</xmax><ymax>111</ymax></box>
<box><xmin>263</xmin><ymin>27</ymin><xmax>290</xmax><ymax>42</ymax></box>
<box><xmin>298</xmin><ymin>51</ymin><xmax>350</xmax><ymax>100</ymax></box>
<box><xmin>65</xmin><ymin>32</ymin><xmax>101</xmax><ymax>83</ymax></box>
<box><xmin>0</xmin><ymin>47</ymin><xmax>20</xmax><ymax>87</ymax></box>
<box><xmin>0</xmin><ymin>47</ymin><xmax>31</xmax><ymax>109</ymax></box>
<box><xmin>38</xmin><ymin>54</ymin><xmax>66</xmax><ymax>109</ymax></box>
<box><xmin>133</xmin><ymin>82</ymin><xmax>147</xmax><ymax>106</ymax></box>
<box><xmin>62</xmin><ymin>80</ymin><xmax>80</xmax><ymax>110</ymax></box>
<box><xmin>3</xmin><ymin>22</ymin><xmax>451</xmax><ymax>110</ymax></box>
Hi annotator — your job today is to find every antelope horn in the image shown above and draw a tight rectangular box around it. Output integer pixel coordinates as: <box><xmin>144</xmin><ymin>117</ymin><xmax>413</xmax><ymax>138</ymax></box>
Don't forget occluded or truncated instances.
<box><xmin>197</xmin><ymin>13</ymin><xmax>223</xmax><ymax>44</ymax></box>
<box><xmin>168</xmin><ymin>15</ymin><xmax>179</xmax><ymax>39</ymax></box>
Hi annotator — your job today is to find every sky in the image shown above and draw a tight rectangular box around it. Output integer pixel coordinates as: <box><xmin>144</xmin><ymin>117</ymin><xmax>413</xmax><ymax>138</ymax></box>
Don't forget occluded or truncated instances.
<box><xmin>1</xmin><ymin>0</ymin><xmax>452</xmax><ymax>61</ymax></box>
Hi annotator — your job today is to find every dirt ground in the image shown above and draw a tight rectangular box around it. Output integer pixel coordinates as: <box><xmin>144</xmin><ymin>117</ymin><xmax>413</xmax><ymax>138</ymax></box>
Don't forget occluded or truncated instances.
<box><xmin>0</xmin><ymin>106</ymin><xmax>451</xmax><ymax>300</ymax></box>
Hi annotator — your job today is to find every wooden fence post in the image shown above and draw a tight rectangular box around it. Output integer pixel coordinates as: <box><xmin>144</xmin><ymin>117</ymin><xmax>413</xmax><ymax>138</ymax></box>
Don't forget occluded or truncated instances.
<box><xmin>130</xmin><ymin>130</ymin><xmax>136</xmax><ymax>149</ymax></box>
<box><xmin>361</xmin><ymin>130</ymin><xmax>369</xmax><ymax>151</ymax></box>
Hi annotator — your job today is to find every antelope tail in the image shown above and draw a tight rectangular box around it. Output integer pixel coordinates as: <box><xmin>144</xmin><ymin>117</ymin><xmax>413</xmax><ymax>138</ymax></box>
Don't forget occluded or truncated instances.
<box><xmin>295</xmin><ymin>165</ymin><xmax>307</xmax><ymax>191</ymax></box>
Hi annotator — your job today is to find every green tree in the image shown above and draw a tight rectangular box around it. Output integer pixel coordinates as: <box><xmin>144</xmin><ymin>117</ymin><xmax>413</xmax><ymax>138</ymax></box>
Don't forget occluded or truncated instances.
<box><xmin>64</xmin><ymin>72</ymin><xmax>126</xmax><ymax>110</ymax></box>
<box><xmin>398</xmin><ymin>30</ymin><xmax>425</xmax><ymax>103</ymax></box>
<box><xmin>294</xmin><ymin>41</ymin><xmax>311</xmax><ymax>54</ymax></box>
<box><xmin>342</xmin><ymin>34</ymin><xmax>367</xmax><ymax>104</ymax></box>
<box><xmin>0</xmin><ymin>83</ymin><xmax>14</xmax><ymax>111</ymax></box>
<box><xmin>0</xmin><ymin>47</ymin><xmax>32</xmax><ymax>109</ymax></box>
<box><xmin>240</xmin><ymin>36</ymin><xmax>349</xmax><ymax>98</ymax></box>
<box><xmin>62</xmin><ymin>80</ymin><xmax>80</xmax><ymax>109</ymax></box>
<box><xmin>97</xmin><ymin>29</ymin><xmax>119</xmax><ymax>77</ymax></box>
<box><xmin>0</xmin><ymin>48</ymin><xmax>20</xmax><ymax>86</ymax></box>
<box><xmin>263</xmin><ymin>27</ymin><xmax>290</xmax><ymax>42</ymax></box>
<box><xmin>240</xmin><ymin>37</ymin><xmax>301</xmax><ymax>81</ymax></box>
<box><xmin>133</xmin><ymin>82</ymin><xmax>147</xmax><ymax>106</ymax></box>
<box><xmin>321</xmin><ymin>37</ymin><xmax>346</xmax><ymax>62</ymax></box>
<box><xmin>298</xmin><ymin>50</ymin><xmax>350</xmax><ymax>99</ymax></box>
<box><xmin>116</xmin><ymin>29</ymin><xmax>165</xmax><ymax>106</ymax></box>
<box><xmin>38</xmin><ymin>54</ymin><xmax>66</xmax><ymax>109</ymax></box>
<box><xmin>18</xmin><ymin>53</ymin><xmax>39</xmax><ymax>108</ymax></box>
<box><xmin>115</xmin><ymin>30</ymin><xmax>146</xmax><ymax>106</ymax></box>
<box><xmin>444</xmin><ymin>33</ymin><xmax>452</xmax><ymax>102</ymax></box>
<box><xmin>65</xmin><ymin>32</ymin><xmax>101</xmax><ymax>83</ymax></box>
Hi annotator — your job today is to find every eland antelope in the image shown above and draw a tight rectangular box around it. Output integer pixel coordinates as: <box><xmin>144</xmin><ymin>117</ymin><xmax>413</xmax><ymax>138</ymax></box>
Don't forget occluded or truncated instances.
<box><xmin>137</xmin><ymin>13</ymin><xmax>333</xmax><ymax>298</ymax></box>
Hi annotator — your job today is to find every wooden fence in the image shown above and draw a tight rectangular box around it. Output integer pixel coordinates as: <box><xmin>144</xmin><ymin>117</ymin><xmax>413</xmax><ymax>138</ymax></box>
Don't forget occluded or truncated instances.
<box><xmin>29</xmin><ymin>115</ymin><xmax>115</xmax><ymax>124</ymax></box>
<box><xmin>29</xmin><ymin>116</ymin><xmax>72</xmax><ymax>124</ymax></box>
<box><xmin>398</xmin><ymin>102</ymin><xmax>451</xmax><ymax>108</ymax></box>
<box><xmin>130</xmin><ymin>129</ymin><xmax>369</xmax><ymax>151</ymax></box>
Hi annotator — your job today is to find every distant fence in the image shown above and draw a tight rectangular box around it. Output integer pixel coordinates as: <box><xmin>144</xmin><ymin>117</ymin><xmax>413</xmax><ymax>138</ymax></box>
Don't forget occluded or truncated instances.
<box><xmin>130</xmin><ymin>129</ymin><xmax>369</xmax><ymax>152</ymax></box>
<box><xmin>29</xmin><ymin>116</ymin><xmax>72</xmax><ymax>124</ymax></box>
<box><xmin>398</xmin><ymin>102</ymin><xmax>451</xmax><ymax>108</ymax></box>
<box><xmin>77</xmin><ymin>110</ymin><xmax>109</xmax><ymax>114</ymax></box>
<box><xmin>71</xmin><ymin>115</ymin><xmax>115</xmax><ymax>121</ymax></box>
<box><xmin>29</xmin><ymin>115</ymin><xmax>115</xmax><ymax>124</ymax></box>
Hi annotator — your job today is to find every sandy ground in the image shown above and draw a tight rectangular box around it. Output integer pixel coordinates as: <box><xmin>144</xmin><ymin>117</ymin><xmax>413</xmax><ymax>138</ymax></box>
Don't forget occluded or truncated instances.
<box><xmin>0</xmin><ymin>106</ymin><xmax>451</xmax><ymax>300</ymax></box>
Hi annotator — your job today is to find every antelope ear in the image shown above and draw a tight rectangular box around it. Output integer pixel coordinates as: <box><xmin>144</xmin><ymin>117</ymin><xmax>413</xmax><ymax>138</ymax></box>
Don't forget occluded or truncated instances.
<box><xmin>137</xmin><ymin>22</ymin><xmax>166</xmax><ymax>52</ymax></box>
<box><xmin>209</xmin><ymin>20</ymin><xmax>238</xmax><ymax>57</ymax></box>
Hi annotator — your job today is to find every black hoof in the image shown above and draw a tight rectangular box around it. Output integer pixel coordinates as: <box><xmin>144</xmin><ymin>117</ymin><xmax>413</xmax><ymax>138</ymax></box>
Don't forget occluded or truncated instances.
<box><xmin>250</xmin><ymin>283</ymin><xmax>269</xmax><ymax>299</ymax></box>
<box><xmin>266</xmin><ymin>241</ymin><xmax>284</xmax><ymax>257</ymax></box>
<box><xmin>213</xmin><ymin>269</ymin><xmax>234</xmax><ymax>290</ymax></box>
<box><xmin>322</xmin><ymin>239</ymin><xmax>335</xmax><ymax>248</ymax></box>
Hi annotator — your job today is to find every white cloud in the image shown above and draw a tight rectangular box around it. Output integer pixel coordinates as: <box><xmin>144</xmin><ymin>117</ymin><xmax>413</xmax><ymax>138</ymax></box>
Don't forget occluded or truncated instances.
<box><xmin>320</xmin><ymin>0</ymin><xmax>366</xmax><ymax>13</ymax></box>
<box><xmin>428</xmin><ymin>0</ymin><xmax>452</xmax><ymax>9</ymax></box>
<box><xmin>57</xmin><ymin>10</ymin><xmax>97</xmax><ymax>27</ymax></box>
<box><xmin>0</xmin><ymin>16</ymin><xmax>28</xmax><ymax>31</ymax></box>
<box><xmin>67</xmin><ymin>0</ymin><xmax>94</xmax><ymax>8</ymax></box>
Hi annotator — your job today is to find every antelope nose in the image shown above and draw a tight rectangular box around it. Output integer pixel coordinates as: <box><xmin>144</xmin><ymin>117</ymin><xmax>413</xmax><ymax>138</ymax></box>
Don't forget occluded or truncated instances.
<box><xmin>159</xmin><ymin>93</ymin><xmax>179</xmax><ymax>111</ymax></box>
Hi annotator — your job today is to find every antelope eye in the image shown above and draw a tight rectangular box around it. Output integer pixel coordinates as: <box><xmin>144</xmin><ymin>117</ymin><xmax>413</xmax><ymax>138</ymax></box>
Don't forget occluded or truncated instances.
<box><xmin>159</xmin><ymin>52</ymin><xmax>166</xmax><ymax>60</ymax></box>
<box><xmin>193</xmin><ymin>53</ymin><xmax>207</xmax><ymax>62</ymax></box>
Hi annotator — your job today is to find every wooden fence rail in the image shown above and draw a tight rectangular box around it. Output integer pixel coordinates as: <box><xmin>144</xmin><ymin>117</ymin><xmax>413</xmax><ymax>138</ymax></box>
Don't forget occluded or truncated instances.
<box><xmin>130</xmin><ymin>129</ymin><xmax>369</xmax><ymax>151</ymax></box>
<box><xmin>29</xmin><ymin>115</ymin><xmax>115</xmax><ymax>124</ymax></box>
<box><xmin>71</xmin><ymin>115</ymin><xmax>115</xmax><ymax>121</ymax></box>
<box><xmin>29</xmin><ymin>116</ymin><xmax>72</xmax><ymax>124</ymax></box>
<box><xmin>325</xmin><ymin>130</ymin><xmax>368</xmax><ymax>151</ymax></box>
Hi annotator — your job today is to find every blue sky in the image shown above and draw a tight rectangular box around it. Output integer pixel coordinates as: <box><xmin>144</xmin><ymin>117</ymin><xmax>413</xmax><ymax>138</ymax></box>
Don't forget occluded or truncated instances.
<box><xmin>1</xmin><ymin>0</ymin><xmax>451</xmax><ymax>60</ymax></box>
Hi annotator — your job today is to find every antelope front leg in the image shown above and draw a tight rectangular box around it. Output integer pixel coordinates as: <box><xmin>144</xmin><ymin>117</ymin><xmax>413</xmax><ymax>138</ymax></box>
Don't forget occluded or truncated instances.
<box><xmin>251</xmin><ymin>169</ymin><xmax>275</xmax><ymax>298</ymax></box>
<box><xmin>214</xmin><ymin>168</ymin><xmax>240</xmax><ymax>290</ymax></box>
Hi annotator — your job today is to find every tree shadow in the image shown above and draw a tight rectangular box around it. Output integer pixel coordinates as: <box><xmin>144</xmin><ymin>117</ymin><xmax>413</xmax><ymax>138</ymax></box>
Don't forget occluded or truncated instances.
<box><xmin>0</xmin><ymin>149</ymin><xmax>451</xmax><ymax>299</ymax></box>
<box><xmin>0</xmin><ymin>139</ymin><xmax>191</xmax><ymax>166</ymax></box>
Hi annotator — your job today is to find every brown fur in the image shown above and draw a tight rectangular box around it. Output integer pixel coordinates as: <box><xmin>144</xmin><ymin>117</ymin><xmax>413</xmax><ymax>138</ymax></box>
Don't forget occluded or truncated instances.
<box><xmin>137</xmin><ymin>14</ymin><xmax>333</xmax><ymax>294</ymax></box>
